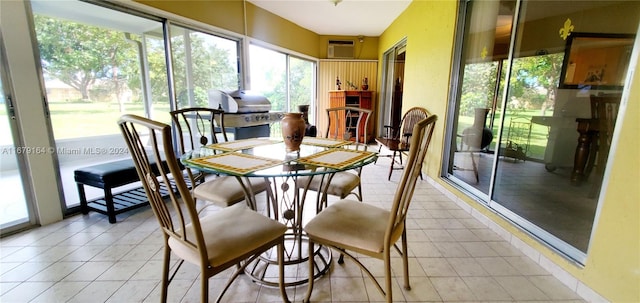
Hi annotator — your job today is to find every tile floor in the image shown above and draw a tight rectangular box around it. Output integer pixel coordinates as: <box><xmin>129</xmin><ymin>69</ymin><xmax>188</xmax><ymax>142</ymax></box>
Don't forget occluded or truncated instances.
<box><xmin>0</xmin><ymin>157</ymin><xmax>587</xmax><ymax>302</ymax></box>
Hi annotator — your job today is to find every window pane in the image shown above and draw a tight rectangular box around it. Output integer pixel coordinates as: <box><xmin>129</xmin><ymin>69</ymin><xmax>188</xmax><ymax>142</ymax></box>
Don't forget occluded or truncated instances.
<box><xmin>171</xmin><ymin>25</ymin><xmax>240</xmax><ymax>115</ymax></box>
<box><xmin>289</xmin><ymin>56</ymin><xmax>315</xmax><ymax>121</ymax></box>
<box><xmin>32</xmin><ymin>0</ymin><xmax>166</xmax><ymax>208</ymax></box>
<box><xmin>249</xmin><ymin>45</ymin><xmax>287</xmax><ymax>111</ymax></box>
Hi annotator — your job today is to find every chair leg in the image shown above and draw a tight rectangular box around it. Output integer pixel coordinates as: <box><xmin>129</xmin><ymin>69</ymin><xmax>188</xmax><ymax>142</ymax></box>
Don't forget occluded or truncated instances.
<box><xmin>470</xmin><ymin>152</ymin><xmax>479</xmax><ymax>183</ymax></box>
<box><xmin>401</xmin><ymin>230</ymin><xmax>411</xmax><ymax>290</ymax></box>
<box><xmin>304</xmin><ymin>241</ymin><xmax>315</xmax><ymax>303</ymax></box>
<box><xmin>384</xmin><ymin>249</ymin><xmax>393</xmax><ymax>303</ymax></box>
<box><xmin>388</xmin><ymin>151</ymin><xmax>397</xmax><ymax>180</ymax></box>
<box><xmin>278</xmin><ymin>242</ymin><xmax>291</xmax><ymax>303</ymax></box>
<box><xmin>374</xmin><ymin>145</ymin><xmax>382</xmax><ymax>164</ymax></box>
<box><xmin>161</xmin><ymin>245</ymin><xmax>171</xmax><ymax>303</ymax></box>
<box><xmin>202</xmin><ymin>268</ymin><xmax>209</xmax><ymax>303</ymax></box>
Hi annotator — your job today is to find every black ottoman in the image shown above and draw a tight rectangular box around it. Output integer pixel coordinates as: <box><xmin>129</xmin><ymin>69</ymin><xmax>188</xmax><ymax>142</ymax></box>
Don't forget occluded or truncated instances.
<box><xmin>74</xmin><ymin>158</ymin><xmax>171</xmax><ymax>223</ymax></box>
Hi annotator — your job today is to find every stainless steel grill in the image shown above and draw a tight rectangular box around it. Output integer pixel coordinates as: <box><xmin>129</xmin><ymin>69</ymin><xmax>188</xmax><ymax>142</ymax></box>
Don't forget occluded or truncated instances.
<box><xmin>208</xmin><ymin>89</ymin><xmax>283</xmax><ymax>139</ymax></box>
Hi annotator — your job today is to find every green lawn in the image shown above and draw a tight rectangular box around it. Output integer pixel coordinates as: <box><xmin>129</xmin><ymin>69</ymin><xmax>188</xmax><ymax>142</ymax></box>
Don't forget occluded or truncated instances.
<box><xmin>457</xmin><ymin>109</ymin><xmax>551</xmax><ymax>160</ymax></box>
<box><xmin>47</xmin><ymin>101</ymin><xmax>172</xmax><ymax>140</ymax></box>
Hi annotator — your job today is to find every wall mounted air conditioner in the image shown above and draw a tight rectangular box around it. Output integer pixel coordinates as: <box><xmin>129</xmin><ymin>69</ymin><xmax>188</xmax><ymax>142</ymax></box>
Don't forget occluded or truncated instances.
<box><xmin>328</xmin><ymin>40</ymin><xmax>355</xmax><ymax>59</ymax></box>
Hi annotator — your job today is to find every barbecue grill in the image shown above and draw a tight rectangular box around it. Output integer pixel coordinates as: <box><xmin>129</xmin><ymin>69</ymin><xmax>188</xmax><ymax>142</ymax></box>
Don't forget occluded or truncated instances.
<box><xmin>208</xmin><ymin>89</ymin><xmax>284</xmax><ymax>139</ymax></box>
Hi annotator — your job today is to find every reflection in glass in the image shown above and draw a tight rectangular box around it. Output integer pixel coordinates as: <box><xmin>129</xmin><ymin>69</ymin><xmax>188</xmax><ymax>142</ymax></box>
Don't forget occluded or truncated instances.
<box><xmin>446</xmin><ymin>0</ymin><xmax>639</xmax><ymax>260</ymax></box>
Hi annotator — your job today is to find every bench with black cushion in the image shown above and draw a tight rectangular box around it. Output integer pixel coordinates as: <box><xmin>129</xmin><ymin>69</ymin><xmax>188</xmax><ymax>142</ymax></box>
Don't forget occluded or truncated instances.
<box><xmin>74</xmin><ymin>158</ymin><xmax>180</xmax><ymax>223</ymax></box>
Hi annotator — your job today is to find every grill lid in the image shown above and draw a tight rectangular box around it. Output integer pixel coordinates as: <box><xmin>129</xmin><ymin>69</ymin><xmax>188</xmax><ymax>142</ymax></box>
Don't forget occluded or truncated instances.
<box><xmin>207</xmin><ymin>89</ymin><xmax>271</xmax><ymax>113</ymax></box>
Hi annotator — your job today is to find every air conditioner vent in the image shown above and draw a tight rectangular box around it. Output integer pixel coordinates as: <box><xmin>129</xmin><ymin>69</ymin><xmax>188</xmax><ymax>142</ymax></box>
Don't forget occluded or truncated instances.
<box><xmin>328</xmin><ymin>40</ymin><xmax>355</xmax><ymax>59</ymax></box>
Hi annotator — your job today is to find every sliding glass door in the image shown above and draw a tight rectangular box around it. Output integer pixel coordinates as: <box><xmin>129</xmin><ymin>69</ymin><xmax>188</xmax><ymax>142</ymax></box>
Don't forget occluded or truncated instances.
<box><xmin>444</xmin><ymin>0</ymin><xmax>639</xmax><ymax>262</ymax></box>
<box><xmin>0</xmin><ymin>36</ymin><xmax>34</xmax><ymax>231</ymax></box>
<box><xmin>31</xmin><ymin>0</ymin><xmax>167</xmax><ymax>211</ymax></box>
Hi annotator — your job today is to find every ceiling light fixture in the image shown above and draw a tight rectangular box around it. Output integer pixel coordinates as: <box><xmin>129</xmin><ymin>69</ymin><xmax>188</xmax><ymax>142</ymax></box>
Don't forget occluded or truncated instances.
<box><xmin>331</xmin><ymin>0</ymin><xmax>342</xmax><ymax>6</ymax></box>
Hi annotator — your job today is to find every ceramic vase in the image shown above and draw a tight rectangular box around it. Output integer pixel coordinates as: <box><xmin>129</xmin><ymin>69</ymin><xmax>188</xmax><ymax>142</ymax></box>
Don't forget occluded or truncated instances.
<box><xmin>281</xmin><ymin>112</ymin><xmax>306</xmax><ymax>152</ymax></box>
<box><xmin>462</xmin><ymin>107</ymin><xmax>494</xmax><ymax>150</ymax></box>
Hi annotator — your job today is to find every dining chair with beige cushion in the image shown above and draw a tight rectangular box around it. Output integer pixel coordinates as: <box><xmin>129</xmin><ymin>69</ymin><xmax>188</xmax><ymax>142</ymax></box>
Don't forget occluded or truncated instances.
<box><xmin>170</xmin><ymin>107</ymin><xmax>272</xmax><ymax>211</ymax></box>
<box><xmin>297</xmin><ymin>106</ymin><xmax>372</xmax><ymax>212</ymax></box>
<box><xmin>118</xmin><ymin>114</ymin><xmax>290</xmax><ymax>303</ymax></box>
<box><xmin>303</xmin><ymin>114</ymin><xmax>437</xmax><ymax>303</ymax></box>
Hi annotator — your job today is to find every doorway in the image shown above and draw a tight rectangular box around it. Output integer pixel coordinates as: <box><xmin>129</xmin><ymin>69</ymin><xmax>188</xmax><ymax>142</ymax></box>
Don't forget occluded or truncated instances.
<box><xmin>379</xmin><ymin>39</ymin><xmax>406</xmax><ymax>136</ymax></box>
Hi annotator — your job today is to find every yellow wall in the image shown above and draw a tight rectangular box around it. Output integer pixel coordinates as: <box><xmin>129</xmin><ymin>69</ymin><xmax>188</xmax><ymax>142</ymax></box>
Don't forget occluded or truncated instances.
<box><xmin>319</xmin><ymin>35</ymin><xmax>379</xmax><ymax>60</ymax></box>
<box><xmin>136</xmin><ymin>0</ymin><xmax>320</xmax><ymax>57</ymax></box>
<box><xmin>378</xmin><ymin>0</ymin><xmax>456</xmax><ymax>178</ymax></box>
<box><xmin>137</xmin><ymin>1</ymin><xmax>245</xmax><ymax>34</ymax></box>
<box><xmin>379</xmin><ymin>1</ymin><xmax>640</xmax><ymax>302</ymax></box>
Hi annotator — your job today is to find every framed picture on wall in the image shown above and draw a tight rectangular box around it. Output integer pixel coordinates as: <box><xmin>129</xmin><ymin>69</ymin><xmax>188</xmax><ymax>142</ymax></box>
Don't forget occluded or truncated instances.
<box><xmin>559</xmin><ymin>32</ymin><xmax>636</xmax><ymax>89</ymax></box>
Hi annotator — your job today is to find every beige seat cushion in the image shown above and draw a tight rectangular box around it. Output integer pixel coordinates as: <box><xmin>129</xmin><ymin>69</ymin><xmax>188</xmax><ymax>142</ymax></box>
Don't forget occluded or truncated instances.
<box><xmin>304</xmin><ymin>199</ymin><xmax>389</xmax><ymax>254</ymax></box>
<box><xmin>298</xmin><ymin>172</ymin><xmax>360</xmax><ymax>198</ymax></box>
<box><xmin>193</xmin><ymin>176</ymin><xmax>268</xmax><ymax>207</ymax></box>
<box><xmin>168</xmin><ymin>204</ymin><xmax>286</xmax><ymax>267</ymax></box>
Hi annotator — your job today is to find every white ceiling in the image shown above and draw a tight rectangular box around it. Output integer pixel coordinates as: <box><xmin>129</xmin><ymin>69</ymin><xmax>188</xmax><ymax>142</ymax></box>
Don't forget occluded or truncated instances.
<box><xmin>248</xmin><ymin>0</ymin><xmax>412</xmax><ymax>36</ymax></box>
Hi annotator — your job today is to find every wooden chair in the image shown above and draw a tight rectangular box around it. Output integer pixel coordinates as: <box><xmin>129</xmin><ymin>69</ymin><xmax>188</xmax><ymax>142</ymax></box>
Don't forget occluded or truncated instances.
<box><xmin>586</xmin><ymin>94</ymin><xmax>621</xmax><ymax>197</ymax></box>
<box><xmin>303</xmin><ymin>114</ymin><xmax>437</xmax><ymax>303</ymax></box>
<box><xmin>118</xmin><ymin>114</ymin><xmax>290</xmax><ymax>303</ymax></box>
<box><xmin>375</xmin><ymin>107</ymin><xmax>430</xmax><ymax>180</ymax></box>
<box><xmin>170</xmin><ymin>107</ymin><xmax>271</xmax><ymax>210</ymax></box>
<box><xmin>297</xmin><ymin>106</ymin><xmax>372</xmax><ymax>211</ymax></box>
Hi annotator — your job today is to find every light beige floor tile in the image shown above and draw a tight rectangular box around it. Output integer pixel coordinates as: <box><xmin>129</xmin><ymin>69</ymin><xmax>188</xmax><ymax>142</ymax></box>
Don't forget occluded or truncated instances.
<box><xmin>409</xmin><ymin>241</ymin><xmax>442</xmax><ymax>257</ymax></box>
<box><xmin>106</xmin><ymin>280</ymin><xmax>157</xmax><ymax>303</ymax></box>
<box><xmin>331</xmin><ymin>277</ymin><xmax>368</xmax><ymax>301</ymax></box>
<box><xmin>293</xmin><ymin>273</ymin><xmax>332</xmax><ymax>302</ymax></box>
<box><xmin>362</xmin><ymin>275</ymin><xmax>405</xmax><ymax>302</ymax></box>
<box><xmin>56</xmin><ymin>232</ymin><xmax>102</xmax><ymax>246</ymax></box>
<box><xmin>417</xmin><ymin>257</ymin><xmax>458</xmax><ymax>277</ymax></box>
<box><xmin>461</xmin><ymin>276</ymin><xmax>512</xmax><ymax>301</ymax></box>
<box><xmin>476</xmin><ymin>256</ymin><xmax>522</xmax><ymax>276</ymax></box>
<box><xmin>60</xmin><ymin>244</ymin><xmax>109</xmax><ymax>262</ymax></box>
<box><xmin>120</xmin><ymin>244</ymin><xmax>162</xmax><ymax>261</ymax></box>
<box><xmin>30</xmin><ymin>281</ymin><xmax>89</xmax><ymax>302</ymax></box>
<box><xmin>433</xmin><ymin>242</ymin><xmax>471</xmax><ymax>258</ymax></box>
<box><xmin>0</xmin><ymin>262</ymin><xmax>21</xmax><ymax>276</ymax></box>
<box><xmin>447</xmin><ymin>257</ymin><xmax>488</xmax><ymax>277</ymax></box>
<box><xmin>67</xmin><ymin>280</ymin><xmax>125</xmax><ymax>303</ymax></box>
<box><xmin>91</xmin><ymin>244</ymin><xmax>136</xmax><ymax>261</ymax></box>
<box><xmin>494</xmin><ymin>275</ymin><xmax>550</xmax><ymax>301</ymax></box>
<box><xmin>28</xmin><ymin>261</ymin><xmax>83</xmax><ymax>282</ymax></box>
<box><xmin>29</xmin><ymin>245</ymin><xmax>81</xmax><ymax>262</ymax></box>
<box><xmin>504</xmin><ymin>256</ymin><xmax>552</xmax><ymax>276</ymax></box>
<box><xmin>0</xmin><ymin>158</ymin><xmax>589</xmax><ymax>303</ymax></box>
<box><xmin>97</xmin><ymin>260</ymin><xmax>146</xmax><ymax>281</ymax></box>
<box><xmin>400</xmin><ymin>276</ymin><xmax>441</xmax><ymax>302</ymax></box>
<box><xmin>63</xmin><ymin>261</ymin><xmax>114</xmax><ymax>281</ymax></box>
<box><xmin>0</xmin><ymin>262</ymin><xmax>53</xmax><ymax>282</ymax></box>
<box><xmin>430</xmin><ymin>276</ymin><xmax>477</xmax><ymax>301</ymax></box>
<box><xmin>0</xmin><ymin>281</ymin><xmax>54</xmax><ymax>302</ymax></box>
<box><xmin>1</xmin><ymin>246</ymin><xmax>50</xmax><ymax>263</ymax></box>
<box><xmin>143</xmin><ymin>278</ymin><xmax>193</xmax><ymax>303</ymax></box>
<box><xmin>459</xmin><ymin>241</ymin><xmax>499</xmax><ymax>257</ymax></box>
<box><xmin>528</xmin><ymin>275</ymin><xmax>583</xmax><ymax>300</ymax></box>
<box><xmin>0</xmin><ymin>282</ymin><xmax>19</xmax><ymax>296</ymax></box>
<box><xmin>486</xmin><ymin>240</ymin><xmax>524</xmax><ymax>256</ymax></box>
<box><xmin>130</xmin><ymin>260</ymin><xmax>164</xmax><ymax>280</ymax></box>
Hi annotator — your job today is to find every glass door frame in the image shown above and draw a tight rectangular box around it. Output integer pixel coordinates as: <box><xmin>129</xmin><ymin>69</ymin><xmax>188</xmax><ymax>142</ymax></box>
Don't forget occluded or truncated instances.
<box><xmin>440</xmin><ymin>0</ymin><xmax>639</xmax><ymax>264</ymax></box>
<box><xmin>0</xmin><ymin>27</ymin><xmax>37</xmax><ymax>233</ymax></box>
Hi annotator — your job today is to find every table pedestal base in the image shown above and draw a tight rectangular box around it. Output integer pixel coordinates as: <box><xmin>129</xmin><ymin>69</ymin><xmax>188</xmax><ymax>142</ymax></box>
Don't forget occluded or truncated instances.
<box><xmin>245</xmin><ymin>233</ymin><xmax>332</xmax><ymax>287</ymax></box>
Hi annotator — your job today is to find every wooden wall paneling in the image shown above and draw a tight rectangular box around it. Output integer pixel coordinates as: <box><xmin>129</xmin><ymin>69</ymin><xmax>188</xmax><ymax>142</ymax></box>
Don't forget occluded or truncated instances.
<box><xmin>318</xmin><ymin>60</ymin><xmax>378</xmax><ymax>137</ymax></box>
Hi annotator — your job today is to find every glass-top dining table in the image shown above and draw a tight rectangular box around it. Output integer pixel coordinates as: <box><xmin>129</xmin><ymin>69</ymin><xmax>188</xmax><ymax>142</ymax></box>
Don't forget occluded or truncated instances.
<box><xmin>181</xmin><ymin>137</ymin><xmax>378</xmax><ymax>287</ymax></box>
